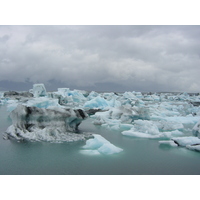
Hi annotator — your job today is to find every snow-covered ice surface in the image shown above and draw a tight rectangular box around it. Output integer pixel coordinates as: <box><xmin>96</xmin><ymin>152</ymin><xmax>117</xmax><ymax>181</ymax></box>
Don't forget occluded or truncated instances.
<box><xmin>80</xmin><ymin>134</ymin><xmax>123</xmax><ymax>155</ymax></box>
<box><xmin>1</xmin><ymin>83</ymin><xmax>200</xmax><ymax>153</ymax></box>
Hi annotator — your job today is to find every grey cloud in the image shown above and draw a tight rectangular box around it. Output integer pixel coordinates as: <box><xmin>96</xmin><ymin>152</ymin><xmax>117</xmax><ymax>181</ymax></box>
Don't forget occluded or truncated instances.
<box><xmin>0</xmin><ymin>25</ymin><xmax>200</xmax><ymax>92</ymax></box>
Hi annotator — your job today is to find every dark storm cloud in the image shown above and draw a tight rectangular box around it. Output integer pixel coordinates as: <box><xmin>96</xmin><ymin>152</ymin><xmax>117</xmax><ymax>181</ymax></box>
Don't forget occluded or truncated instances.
<box><xmin>0</xmin><ymin>25</ymin><xmax>200</xmax><ymax>92</ymax></box>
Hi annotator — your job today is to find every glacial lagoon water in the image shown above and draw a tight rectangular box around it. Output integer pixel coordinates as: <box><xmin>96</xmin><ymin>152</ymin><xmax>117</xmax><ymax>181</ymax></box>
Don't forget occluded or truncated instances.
<box><xmin>0</xmin><ymin>105</ymin><xmax>200</xmax><ymax>175</ymax></box>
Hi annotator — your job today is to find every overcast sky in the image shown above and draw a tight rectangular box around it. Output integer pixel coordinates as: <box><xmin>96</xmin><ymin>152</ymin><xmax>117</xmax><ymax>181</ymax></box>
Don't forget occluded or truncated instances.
<box><xmin>0</xmin><ymin>25</ymin><xmax>200</xmax><ymax>92</ymax></box>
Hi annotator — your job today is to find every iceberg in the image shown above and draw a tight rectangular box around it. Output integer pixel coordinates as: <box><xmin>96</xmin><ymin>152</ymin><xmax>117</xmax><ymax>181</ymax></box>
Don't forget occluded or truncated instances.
<box><xmin>122</xmin><ymin>119</ymin><xmax>184</xmax><ymax>139</ymax></box>
<box><xmin>55</xmin><ymin>88</ymin><xmax>87</xmax><ymax>103</ymax></box>
<box><xmin>80</xmin><ymin>134</ymin><xmax>123</xmax><ymax>155</ymax></box>
<box><xmin>192</xmin><ymin>120</ymin><xmax>200</xmax><ymax>137</ymax></box>
<box><xmin>84</xmin><ymin>96</ymin><xmax>110</xmax><ymax>110</ymax></box>
<box><xmin>30</xmin><ymin>83</ymin><xmax>47</xmax><ymax>98</ymax></box>
<box><xmin>87</xmin><ymin>91</ymin><xmax>99</xmax><ymax>100</ymax></box>
<box><xmin>122</xmin><ymin>130</ymin><xmax>160</xmax><ymax>139</ymax></box>
<box><xmin>171</xmin><ymin>136</ymin><xmax>200</xmax><ymax>147</ymax></box>
<box><xmin>186</xmin><ymin>144</ymin><xmax>200</xmax><ymax>152</ymax></box>
<box><xmin>5</xmin><ymin>104</ymin><xmax>90</xmax><ymax>142</ymax></box>
<box><xmin>154</xmin><ymin>120</ymin><xmax>184</xmax><ymax>131</ymax></box>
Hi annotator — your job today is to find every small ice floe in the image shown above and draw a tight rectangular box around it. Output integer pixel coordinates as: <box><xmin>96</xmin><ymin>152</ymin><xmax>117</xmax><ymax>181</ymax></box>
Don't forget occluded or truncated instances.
<box><xmin>186</xmin><ymin>144</ymin><xmax>200</xmax><ymax>152</ymax></box>
<box><xmin>171</xmin><ymin>136</ymin><xmax>200</xmax><ymax>152</ymax></box>
<box><xmin>193</xmin><ymin>119</ymin><xmax>200</xmax><ymax>137</ymax></box>
<box><xmin>80</xmin><ymin>134</ymin><xmax>123</xmax><ymax>155</ymax></box>
<box><xmin>171</xmin><ymin>136</ymin><xmax>200</xmax><ymax>147</ymax></box>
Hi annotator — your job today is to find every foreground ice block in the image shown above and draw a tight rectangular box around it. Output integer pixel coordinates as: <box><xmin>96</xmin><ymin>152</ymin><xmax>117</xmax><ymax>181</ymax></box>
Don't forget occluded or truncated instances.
<box><xmin>80</xmin><ymin>134</ymin><xmax>123</xmax><ymax>155</ymax></box>
<box><xmin>5</xmin><ymin>104</ymin><xmax>90</xmax><ymax>142</ymax></box>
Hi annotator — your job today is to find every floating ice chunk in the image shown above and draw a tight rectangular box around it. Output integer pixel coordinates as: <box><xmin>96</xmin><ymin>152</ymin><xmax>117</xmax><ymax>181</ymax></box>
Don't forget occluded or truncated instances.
<box><xmin>87</xmin><ymin>91</ymin><xmax>99</xmax><ymax>100</ymax></box>
<box><xmin>122</xmin><ymin>118</ymin><xmax>184</xmax><ymax>139</ymax></box>
<box><xmin>159</xmin><ymin>140</ymin><xmax>178</xmax><ymax>147</ymax></box>
<box><xmin>123</xmin><ymin>92</ymin><xmax>138</xmax><ymax>100</ymax></box>
<box><xmin>0</xmin><ymin>91</ymin><xmax>4</xmax><ymax>98</ymax></box>
<box><xmin>186</xmin><ymin>144</ymin><xmax>200</xmax><ymax>151</ymax></box>
<box><xmin>56</xmin><ymin>88</ymin><xmax>70</xmax><ymax>96</ymax></box>
<box><xmin>165</xmin><ymin>116</ymin><xmax>200</xmax><ymax>125</ymax></box>
<box><xmin>81</xmin><ymin>134</ymin><xmax>123</xmax><ymax>155</ymax></box>
<box><xmin>119</xmin><ymin>124</ymin><xmax>134</xmax><ymax>131</ymax></box>
<box><xmin>193</xmin><ymin>120</ymin><xmax>200</xmax><ymax>137</ymax></box>
<box><xmin>155</xmin><ymin>120</ymin><xmax>184</xmax><ymax>131</ymax></box>
<box><xmin>83</xmin><ymin>134</ymin><xmax>106</xmax><ymax>149</ymax></box>
<box><xmin>55</xmin><ymin>88</ymin><xmax>87</xmax><ymax>103</ymax></box>
<box><xmin>30</xmin><ymin>83</ymin><xmax>47</xmax><ymax>98</ymax></box>
<box><xmin>167</xmin><ymin>130</ymin><xmax>183</xmax><ymax>137</ymax></box>
<box><xmin>102</xmin><ymin>92</ymin><xmax>117</xmax><ymax>101</ymax></box>
<box><xmin>98</xmin><ymin>143</ymin><xmax>123</xmax><ymax>154</ymax></box>
<box><xmin>133</xmin><ymin>120</ymin><xmax>160</xmax><ymax>135</ymax></box>
<box><xmin>171</xmin><ymin>136</ymin><xmax>200</xmax><ymax>147</ymax></box>
<box><xmin>84</xmin><ymin>96</ymin><xmax>110</xmax><ymax>110</ymax></box>
<box><xmin>108</xmin><ymin>97</ymin><xmax>121</xmax><ymax>108</ymax></box>
<box><xmin>5</xmin><ymin>104</ymin><xmax>89</xmax><ymax>142</ymax></box>
<box><xmin>122</xmin><ymin>130</ymin><xmax>160</xmax><ymax>139</ymax></box>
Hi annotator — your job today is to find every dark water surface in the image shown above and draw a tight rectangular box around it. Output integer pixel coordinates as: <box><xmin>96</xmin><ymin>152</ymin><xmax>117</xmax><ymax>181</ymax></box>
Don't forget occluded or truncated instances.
<box><xmin>0</xmin><ymin>105</ymin><xmax>200</xmax><ymax>175</ymax></box>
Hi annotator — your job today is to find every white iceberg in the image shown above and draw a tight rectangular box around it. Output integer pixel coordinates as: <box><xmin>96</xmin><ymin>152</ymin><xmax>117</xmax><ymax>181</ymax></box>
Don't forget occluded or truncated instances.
<box><xmin>30</xmin><ymin>83</ymin><xmax>47</xmax><ymax>98</ymax></box>
<box><xmin>80</xmin><ymin>134</ymin><xmax>123</xmax><ymax>155</ymax></box>
<box><xmin>171</xmin><ymin>136</ymin><xmax>200</xmax><ymax>147</ymax></box>
<box><xmin>186</xmin><ymin>144</ymin><xmax>200</xmax><ymax>152</ymax></box>
<box><xmin>122</xmin><ymin>130</ymin><xmax>160</xmax><ymax>139</ymax></box>
<box><xmin>122</xmin><ymin>119</ymin><xmax>184</xmax><ymax>139</ymax></box>
<box><xmin>55</xmin><ymin>88</ymin><xmax>87</xmax><ymax>103</ymax></box>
